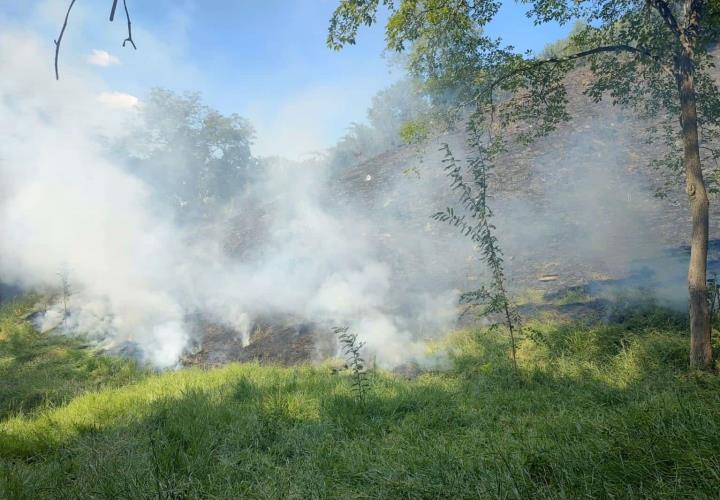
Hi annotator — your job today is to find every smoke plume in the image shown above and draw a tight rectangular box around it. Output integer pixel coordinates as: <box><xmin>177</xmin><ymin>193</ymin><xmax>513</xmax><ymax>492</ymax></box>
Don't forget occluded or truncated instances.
<box><xmin>0</xmin><ymin>29</ymin><xmax>704</xmax><ymax>369</ymax></box>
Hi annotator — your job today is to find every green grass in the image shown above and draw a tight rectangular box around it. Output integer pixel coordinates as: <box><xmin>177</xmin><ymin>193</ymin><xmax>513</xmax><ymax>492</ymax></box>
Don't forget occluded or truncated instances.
<box><xmin>0</xmin><ymin>299</ymin><xmax>146</xmax><ymax>421</ymax></box>
<box><xmin>1</xmin><ymin>299</ymin><xmax>720</xmax><ymax>499</ymax></box>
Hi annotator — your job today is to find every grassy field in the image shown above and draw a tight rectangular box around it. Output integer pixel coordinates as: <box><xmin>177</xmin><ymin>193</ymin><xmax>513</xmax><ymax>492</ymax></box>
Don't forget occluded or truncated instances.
<box><xmin>1</xmin><ymin>298</ymin><xmax>720</xmax><ymax>499</ymax></box>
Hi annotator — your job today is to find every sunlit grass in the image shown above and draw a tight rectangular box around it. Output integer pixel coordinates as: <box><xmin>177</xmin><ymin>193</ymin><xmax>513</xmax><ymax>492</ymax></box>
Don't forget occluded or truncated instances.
<box><xmin>1</xmin><ymin>298</ymin><xmax>719</xmax><ymax>498</ymax></box>
<box><xmin>0</xmin><ymin>299</ymin><xmax>146</xmax><ymax>422</ymax></box>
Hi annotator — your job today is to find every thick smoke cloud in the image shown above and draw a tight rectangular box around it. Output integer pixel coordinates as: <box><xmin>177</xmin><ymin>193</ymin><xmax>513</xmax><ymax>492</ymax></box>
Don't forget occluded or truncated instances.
<box><xmin>0</xmin><ymin>31</ymin><xmax>463</xmax><ymax>368</ymax></box>
<box><xmin>0</xmin><ymin>29</ymin><xmax>699</xmax><ymax>370</ymax></box>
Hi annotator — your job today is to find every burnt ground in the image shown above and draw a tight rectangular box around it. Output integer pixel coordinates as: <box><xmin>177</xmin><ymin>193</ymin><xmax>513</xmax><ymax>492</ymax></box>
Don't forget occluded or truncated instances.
<box><xmin>182</xmin><ymin>315</ymin><xmax>337</xmax><ymax>368</ymax></box>
<box><xmin>183</xmin><ymin>242</ymin><xmax>719</xmax><ymax>369</ymax></box>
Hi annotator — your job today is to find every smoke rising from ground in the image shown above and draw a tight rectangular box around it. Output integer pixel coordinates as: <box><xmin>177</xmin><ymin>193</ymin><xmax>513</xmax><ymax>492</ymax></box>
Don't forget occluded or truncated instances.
<box><xmin>489</xmin><ymin>109</ymin><xmax>700</xmax><ymax>309</ymax></box>
<box><xmin>0</xmin><ymin>30</ymin><xmax>701</xmax><ymax>369</ymax></box>
<box><xmin>0</xmin><ymin>31</ymin><xmax>466</xmax><ymax>368</ymax></box>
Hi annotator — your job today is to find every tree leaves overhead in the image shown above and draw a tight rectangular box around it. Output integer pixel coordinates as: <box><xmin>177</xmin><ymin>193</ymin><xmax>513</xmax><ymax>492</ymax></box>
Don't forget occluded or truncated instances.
<box><xmin>329</xmin><ymin>0</ymin><xmax>720</xmax><ymax>188</ymax></box>
<box><xmin>328</xmin><ymin>0</ymin><xmax>393</xmax><ymax>49</ymax></box>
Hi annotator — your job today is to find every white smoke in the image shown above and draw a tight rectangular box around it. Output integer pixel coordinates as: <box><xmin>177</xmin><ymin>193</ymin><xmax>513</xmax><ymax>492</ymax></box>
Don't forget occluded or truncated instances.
<box><xmin>0</xmin><ymin>27</ymin><xmax>698</xmax><ymax>371</ymax></box>
<box><xmin>0</xmin><ymin>32</ymin><xmax>195</xmax><ymax>366</ymax></box>
<box><xmin>0</xmin><ymin>30</ymin><xmax>462</xmax><ymax>368</ymax></box>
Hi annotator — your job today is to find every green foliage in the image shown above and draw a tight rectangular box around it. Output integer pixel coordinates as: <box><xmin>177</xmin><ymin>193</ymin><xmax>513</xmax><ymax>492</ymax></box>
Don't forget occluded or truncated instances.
<box><xmin>329</xmin><ymin>0</ymin><xmax>720</xmax><ymax>368</ymax></box>
<box><xmin>0</xmin><ymin>299</ymin><xmax>145</xmax><ymax>421</ymax></box>
<box><xmin>328</xmin><ymin>0</ymin><xmax>720</xmax><ymax>183</ymax></box>
<box><xmin>2</xmin><ymin>302</ymin><xmax>720</xmax><ymax>497</ymax></box>
<box><xmin>399</xmin><ymin>118</ymin><xmax>430</xmax><ymax>144</ymax></box>
<box><xmin>329</xmin><ymin>1</ymin><xmax>502</xmax><ymax>107</ymax></box>
<box><xmin>367</xmin><ymin>79</ymin><xmax>430</xmax><ymax>138</ymax></box>
<box><xmin>539</xmin><ymin>21</ymin><xmax>589</xmax><ymax>59</ymax></box>
<box><xmin>118</xmin><ymin>88</ymin><xmax>257</xmax><ymax>218</ymax></box>
<box><xmin>333</xmin><ymin>327</ymin><xmax>371</xmax><ymax>404</ymax></box>
<box><xmin>548</xmin><ymin>286</ymin><xmax>592</xmax><ymax>305</ymax></box>
<box><xmin>432</xmin><ymin>118</ymin><xmax>520</xmax><ymax>369</ymax></box>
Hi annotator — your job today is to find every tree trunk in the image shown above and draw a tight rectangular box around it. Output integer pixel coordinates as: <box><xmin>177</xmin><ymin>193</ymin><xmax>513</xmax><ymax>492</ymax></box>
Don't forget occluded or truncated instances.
<box><xmin>676</xmin><ymin>52</ymin><xmax>713</xmax><ymax>369</ymax></box>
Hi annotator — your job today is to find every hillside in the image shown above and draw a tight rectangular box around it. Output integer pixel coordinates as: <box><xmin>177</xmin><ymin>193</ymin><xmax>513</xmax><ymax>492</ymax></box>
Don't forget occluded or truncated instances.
<box><xmin>178</xmin><ymin>60</ymin><xmax>720</xmax><ymax>368</ymax></box>
<box><xmin>334</xmin><ymin>63</ymin><xmax>720</xmax><ymax>294</ymax></box>
<box><xmin>3</xmin><ymin>3</ymin><xmax>720</xmax><ymax>499</ymax></box>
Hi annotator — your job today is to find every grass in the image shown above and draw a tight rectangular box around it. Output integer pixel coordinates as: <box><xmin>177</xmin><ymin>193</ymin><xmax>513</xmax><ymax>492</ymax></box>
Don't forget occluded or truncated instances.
<box><xmin>0</xmin><ymin>298</ymin><xmax>146</xmax><ymax>421</ymax></box>
<box><xmin>1</xmin><ymin>299</ymin><xmax>720</xmax><ymax>498</ymax></box>
<box><xmin>513</xmin><ymin>286</ymin><xmax>592</xmax><ymax>306</ymax></box>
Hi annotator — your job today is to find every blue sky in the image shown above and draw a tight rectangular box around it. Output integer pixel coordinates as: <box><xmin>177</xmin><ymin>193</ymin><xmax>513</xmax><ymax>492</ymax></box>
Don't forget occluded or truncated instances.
<box><xmin>1</xmin><ymin>1</ymin><xmax>572</xmax><ymax>158</ymax></box>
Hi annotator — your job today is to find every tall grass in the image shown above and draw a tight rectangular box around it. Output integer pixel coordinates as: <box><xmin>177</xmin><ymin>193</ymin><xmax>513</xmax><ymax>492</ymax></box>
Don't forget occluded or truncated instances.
<box><xmin>1</xmin><ymin>299</ymin><xmax>719</xmax><ymax>498</ymax></box>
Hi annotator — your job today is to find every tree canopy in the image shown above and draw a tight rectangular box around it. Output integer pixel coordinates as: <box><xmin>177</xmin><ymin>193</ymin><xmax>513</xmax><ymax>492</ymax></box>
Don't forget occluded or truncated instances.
<box><xmin>330</xmin><ymin>1</ymin><xmax>719</xmax><ymax>152</ymax></box>
<box><xmin>118</xmin><ymin>89</ymin><xmax>256</xmax><ymax>219</ymax></box>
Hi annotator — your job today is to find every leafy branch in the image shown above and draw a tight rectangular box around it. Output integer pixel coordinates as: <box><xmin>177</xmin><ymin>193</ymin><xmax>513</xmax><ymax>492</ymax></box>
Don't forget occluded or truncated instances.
<box><xmin>333</xmin><ymin>326</ymin><xmax>371</xmax><ymax>404</ymax></box>
<box><xmin>432</xmin><ymin>117</ymin><xmax>520</xmax><ymax>370</ymax></box>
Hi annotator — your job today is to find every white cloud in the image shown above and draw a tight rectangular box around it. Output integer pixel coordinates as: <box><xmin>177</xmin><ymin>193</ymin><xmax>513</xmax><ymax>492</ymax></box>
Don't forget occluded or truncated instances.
<box><xmin>88</xmin><ymin>49</ymin><xmax>120</xmax><ymax>67</ymax></box>
<box><xmin>97</xmin><ymin>91</ymin><xmax>139</xmax><ymax>109</ymax></box>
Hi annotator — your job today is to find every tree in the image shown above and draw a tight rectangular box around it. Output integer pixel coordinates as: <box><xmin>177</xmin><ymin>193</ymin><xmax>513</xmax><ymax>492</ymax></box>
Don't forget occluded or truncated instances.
<box><xmin>118</xmin><ymin>89</ymin><xmax>256</xmax><ymax>219</ymax></box>
<box><xmin>329</xmin><ymin>0</ymin><xmax>720</xmax><ymax>368</ymax></box>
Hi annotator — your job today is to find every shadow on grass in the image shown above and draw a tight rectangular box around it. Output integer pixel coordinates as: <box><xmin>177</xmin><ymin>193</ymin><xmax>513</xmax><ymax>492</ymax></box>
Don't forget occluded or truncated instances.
<box><xmin>2</xmin><ymin>302</ymin><xmax>720</xmax><ymax>498</ymax></box>
<box><xmin>0</xmin><ymin>301</ymin><xmax>145</xmax><ymax>420</ymax></box>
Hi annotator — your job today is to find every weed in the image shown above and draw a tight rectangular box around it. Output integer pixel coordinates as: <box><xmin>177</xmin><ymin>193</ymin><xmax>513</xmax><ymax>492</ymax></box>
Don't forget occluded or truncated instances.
<box><xmin>333</xmin><ymin>326</ymin><xmax>370</xmax><ymax>405</ymax></box>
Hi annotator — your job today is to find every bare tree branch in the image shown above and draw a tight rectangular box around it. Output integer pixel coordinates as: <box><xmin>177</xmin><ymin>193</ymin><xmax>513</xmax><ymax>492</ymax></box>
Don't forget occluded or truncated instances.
<box><xmin>484</xmin><ymin>44</ymin><xmax>672</xmax><ymax>99</ymax></box>
<box><xmin>55</xmin><ymin>0</ymin><xmax>137</xmax><ymax>80</ymax></box>
<box><xmin>121</xmin><ymin>0</ymin><xmax>137</xmax><ymax>50</ymax></box>
<box><xmin>54</xmin><ymin>0</ymin><xmax>77</xmax><ymax>81</ymax></box>
<box><xmin>110</xmin><ymin>0</ymin><xmax>119</xmax><ymax>21</ymax></box>
<box><xmin>539</xmin><ymin>44</ymin><xmax>661</xmax><ymax>65</ymax></box>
